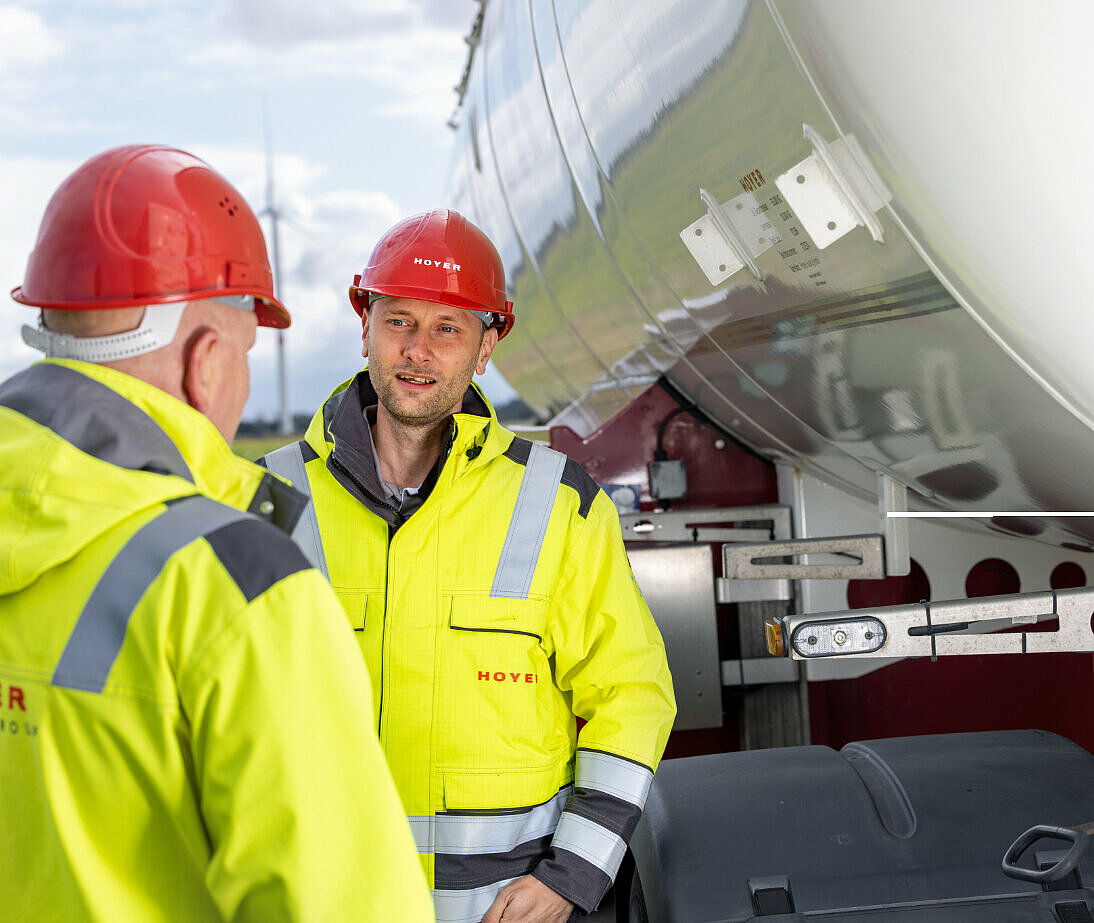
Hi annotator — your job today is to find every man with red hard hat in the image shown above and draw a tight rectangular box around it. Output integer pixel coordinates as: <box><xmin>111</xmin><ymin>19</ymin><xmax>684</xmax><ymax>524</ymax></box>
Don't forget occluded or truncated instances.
<box><xmin>0</xmin><ymin>145</ymin><xmax>433</xmax><ymax>921</ymax></box>
<box><xmin>263</xmin><ymin>210</ymin><xmax>675</xmax><ymax>922</ymax></box>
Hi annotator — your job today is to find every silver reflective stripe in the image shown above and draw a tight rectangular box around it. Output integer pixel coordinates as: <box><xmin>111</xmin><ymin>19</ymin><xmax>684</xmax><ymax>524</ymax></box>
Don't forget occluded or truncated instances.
<box><xmin>551</xmin><ymin>811</ymin><xmax>628</xmax><ymax>878</ymax></box>
<box><xmin>491</xmin><ymin>441</ymin><xmax>566</xmax><ymax>599</ymax></box>
<box><xmin>409</xmin><ymin>787</ymin><xmax>569</xmax><ymax>855</ymax></box>
<box><xmin>52</xmin><ymin>496</ymin><xmax>249</xmax><ymax>693</ymax></box>
<box><xmin>264</xmin><ymin>443</ymin><xmax>329</xmax><ymax>581</ymax></box>
<box><xmin>433</xmin><ymin>878</ymin><xmax>518</xmax><ymax>923</ymax></box>
<box><xmin>0</xmin><ymin>363</ymin><xmax>191</xmax><ymax>480</ymax></box>
<box><xmin>576</xmin><ymin>751</ymin><xmax>654</xmax><ymax>807</ymax></box>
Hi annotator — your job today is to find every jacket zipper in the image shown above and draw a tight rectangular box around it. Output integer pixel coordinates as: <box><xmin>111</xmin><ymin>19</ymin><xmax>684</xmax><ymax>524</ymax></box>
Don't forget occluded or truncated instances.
<box><xmin>327</xmin><ymin>453</ymin><xmax>400</xmax><ymax>740</ymax></box>
<box><xmin>328</xmin><ymin>454</ymin><xmax>403</xmax><ymax>525</ymax></box>
<box><xmin>329</xmin><ymin>421</ymin><xmax>464</xmax><ymax>750</ymax></box>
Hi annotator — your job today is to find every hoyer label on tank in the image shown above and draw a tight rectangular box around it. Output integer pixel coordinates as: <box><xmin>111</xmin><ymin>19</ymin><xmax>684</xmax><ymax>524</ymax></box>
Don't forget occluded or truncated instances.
<box><xmin>739</xmin><ymin>169</ymin><xmax>765</xmax><ymax>192</ymax></box>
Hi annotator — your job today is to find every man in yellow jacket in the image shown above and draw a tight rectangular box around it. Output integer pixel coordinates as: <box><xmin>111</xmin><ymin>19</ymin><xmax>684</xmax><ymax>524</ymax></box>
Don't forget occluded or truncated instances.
<box><xmin>1</xmin><ymin>145</ymin><xmax>433</xmax><ymax>922</ymax></box>
<box><xmin>262</xmin><ymin>210</ymin><xmax>676</xmax><ymax>922</ymax></box>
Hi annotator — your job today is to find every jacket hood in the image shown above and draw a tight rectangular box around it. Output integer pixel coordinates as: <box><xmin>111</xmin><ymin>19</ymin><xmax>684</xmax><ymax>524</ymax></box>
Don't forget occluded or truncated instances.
<box><xmin>0</xmin><ymin>360</ymin><xmax>295</xmax><ymax>595</ymax></box>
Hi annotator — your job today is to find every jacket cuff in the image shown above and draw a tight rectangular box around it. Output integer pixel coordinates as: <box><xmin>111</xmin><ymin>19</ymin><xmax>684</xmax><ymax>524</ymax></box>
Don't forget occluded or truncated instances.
<box><xmin>531</xmin><ymin>846</ymin><xmax>613</xmax><ymax>915</ymax></box>
<box><xmin>534</xmin><ymin>749</ymin><xmax>654</xmax><ymax>912</ymax></box>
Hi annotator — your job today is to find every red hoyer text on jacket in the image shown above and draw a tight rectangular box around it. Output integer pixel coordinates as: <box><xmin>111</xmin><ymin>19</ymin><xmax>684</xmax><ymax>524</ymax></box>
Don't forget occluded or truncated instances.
<box><xmin>478</xmin><ymin>672</ymin><xmax>539</xmax><ymax>683</ymax></box>
<box><xmin>0</xmin><ymin>684</ymin><xmax>26</xmax><ymax>710</ymax></box>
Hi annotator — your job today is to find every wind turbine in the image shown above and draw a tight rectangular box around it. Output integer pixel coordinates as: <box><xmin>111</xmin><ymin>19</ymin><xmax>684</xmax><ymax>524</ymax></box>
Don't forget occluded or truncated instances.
<box><xmin>261</xmin><ymin>112</ymin><xmax>292</xmax><ymax>436</ymax></box>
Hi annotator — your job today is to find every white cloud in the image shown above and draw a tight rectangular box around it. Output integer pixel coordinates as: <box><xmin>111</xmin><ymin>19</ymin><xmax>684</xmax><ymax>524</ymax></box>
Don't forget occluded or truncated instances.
<box><xmin>0</xmin><ymin>2</ymin><xmax>518</xmax><ymax>418</ymax></box>
<box><xmin>191</xmin><ymin>0</ymin><xmax>469</xmax><ymax>128</ymax></box>
<box><xmin>0</xmin><ymin>6</ymin><xmax>63</xmax><ymax>72</ymax></box>
<box><xmin>0</xmin><ymin>155</ymin><xmax>81</xmax><ymax>375</ymax></box>
<box><xmin>217</xmin><ymin>0</ymin><xmax>470</xmax><ymax>46</ymax></box>
<box><xmin>189</xmin><ymin>145</ymin><xmax>327</xmax><ymax>206</ymax></box>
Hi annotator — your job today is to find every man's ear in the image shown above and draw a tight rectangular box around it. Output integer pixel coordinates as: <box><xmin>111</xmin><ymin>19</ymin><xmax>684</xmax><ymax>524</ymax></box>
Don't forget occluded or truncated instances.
<box><xmin>360</xmin><ymin>310</ymin><xmax>371</xmax><ymax>360</ymax></box>
<box><xmin>181</xmin><ymin>326</ymin><xmax>220</xmax><ymax>417</ymax></box>
<box><xmin>475</xmin><ymin>326</ymin><xmax>499</xmax><ymax>375</ymax></box>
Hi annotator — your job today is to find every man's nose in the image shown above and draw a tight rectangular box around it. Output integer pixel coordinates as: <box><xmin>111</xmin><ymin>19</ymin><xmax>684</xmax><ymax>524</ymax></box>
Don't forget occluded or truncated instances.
<box><xmin>402</xmin><ymin>327</ymin><xmax>431</xmax><ymax>362</ymax></box>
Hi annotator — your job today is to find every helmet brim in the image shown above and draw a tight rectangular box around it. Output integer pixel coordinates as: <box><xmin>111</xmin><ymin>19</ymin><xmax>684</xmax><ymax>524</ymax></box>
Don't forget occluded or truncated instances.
<box><xmin>12</xmin><ymin>286</ymin><xmax>291</xmax><ymax>330</ymax></box>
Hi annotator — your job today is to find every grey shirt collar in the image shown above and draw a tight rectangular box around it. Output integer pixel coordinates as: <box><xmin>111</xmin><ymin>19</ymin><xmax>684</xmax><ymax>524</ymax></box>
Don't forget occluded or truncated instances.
<box><xmin>363</xmin><ymin>404</ymin><xmax>422</xmax><ymax>506</ymax></box>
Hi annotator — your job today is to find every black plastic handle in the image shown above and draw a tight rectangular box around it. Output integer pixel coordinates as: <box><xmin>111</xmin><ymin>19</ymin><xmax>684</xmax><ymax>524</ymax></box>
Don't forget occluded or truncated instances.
<box><xmin>1001</xmin><ymin>822</ymin><xmax>1094</xmax><ymax>883</ymax></box>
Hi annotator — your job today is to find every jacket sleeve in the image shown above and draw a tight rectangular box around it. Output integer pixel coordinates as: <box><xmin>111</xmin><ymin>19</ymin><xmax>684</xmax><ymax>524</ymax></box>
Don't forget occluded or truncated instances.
<box><xmin>179</xmin><ymin>548</ymin><xmax>434</xmax><ymax>922</ymax></box>
<box><xmin>532</xmin><ymin>492</ymin><xmax>676</xmax><ymax>913</ymax></box>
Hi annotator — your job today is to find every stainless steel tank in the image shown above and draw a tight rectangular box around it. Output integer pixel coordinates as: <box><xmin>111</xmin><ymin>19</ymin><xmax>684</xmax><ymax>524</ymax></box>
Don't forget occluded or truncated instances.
<box><xmin>447</xmin><ymin>0</ymin><xmax>1094</xmax><ymax>546</ymax></box>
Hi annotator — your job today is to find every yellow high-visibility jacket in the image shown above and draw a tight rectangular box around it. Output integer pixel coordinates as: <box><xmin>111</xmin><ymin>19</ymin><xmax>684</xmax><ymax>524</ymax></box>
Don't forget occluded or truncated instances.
<box><xmin>0</xmin><ymin>360</ymin><xmax>433</xmax><ymax>922</ymax></box>
<box><xmin>263</xmin><ymin>371</ymin><xmax>676</xmax><ymax>921</ymax></box>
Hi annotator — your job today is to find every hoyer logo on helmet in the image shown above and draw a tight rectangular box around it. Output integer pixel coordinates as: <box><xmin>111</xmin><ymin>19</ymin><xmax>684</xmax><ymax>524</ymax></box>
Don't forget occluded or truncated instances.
<box><xmin>413</xmin><ymin>257</ymin><xmax>461</xmax><ymax>271</ymax></box>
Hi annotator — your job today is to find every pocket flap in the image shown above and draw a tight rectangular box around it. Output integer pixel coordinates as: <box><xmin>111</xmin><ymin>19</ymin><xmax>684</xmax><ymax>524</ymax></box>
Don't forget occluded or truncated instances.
<box><xmin>443</xmin><ymin>759</ymin><xmax>571</xmax><ymax>812</ymax></box>
<box><xmin>448</xmin><ymin>595</ymin><xmax>547</xmax><ymax>635</ymax></box>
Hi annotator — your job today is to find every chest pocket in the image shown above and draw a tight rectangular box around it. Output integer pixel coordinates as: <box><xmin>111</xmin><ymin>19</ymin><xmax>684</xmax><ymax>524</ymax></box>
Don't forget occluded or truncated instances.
<box><xmin>440</xmin><ymin>596</ymin><xmax>559</xmax><ymax>772</ymax></box>
<box><xmin>448</xmin><ymin>595</ymin><xmax>548</xmax><ymax>640</ymax></box>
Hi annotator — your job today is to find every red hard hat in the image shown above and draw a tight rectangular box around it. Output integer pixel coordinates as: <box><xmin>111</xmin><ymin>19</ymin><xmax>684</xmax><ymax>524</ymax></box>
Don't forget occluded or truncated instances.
<box><xmin>349</xmin><ymin>209</ymin><xmax>514</xmax><ymax>338</ymax></box>
<box><xmin>11</xmin><ymin>144</ymin><xmax>290</xmax><ymax>328</ymax></box>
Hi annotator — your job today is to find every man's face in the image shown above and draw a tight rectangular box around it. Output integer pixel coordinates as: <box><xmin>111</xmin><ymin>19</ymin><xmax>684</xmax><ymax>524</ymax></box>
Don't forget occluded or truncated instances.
<box><xmin>363</xmin><ymin>296</ymin><xmax>498</xmax><ymax>429</ymax></box>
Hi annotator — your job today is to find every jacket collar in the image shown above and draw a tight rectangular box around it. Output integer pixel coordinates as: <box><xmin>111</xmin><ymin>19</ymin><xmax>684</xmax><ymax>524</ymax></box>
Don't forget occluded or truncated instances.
<box><xmin>4</xmin><ymin>360</ymin><xmax>305</xmax><ymax>530</ymax></box>
<box><xmin>307</xmin><ymin>368</ymin><xmax>514</xmax><ymax>524</ymax></box>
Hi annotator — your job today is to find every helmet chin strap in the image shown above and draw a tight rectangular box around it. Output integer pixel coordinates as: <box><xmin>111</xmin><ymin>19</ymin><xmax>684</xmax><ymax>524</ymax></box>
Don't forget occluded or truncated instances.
<box><xmin>20</xmin><ymin>296</ymin><xmax>256</xmax><ymax>363</ymax></box>
<box><xmin>22</xmin><ymin>300</ymin><xmax>188</xmax><ymax>363</ymax></box>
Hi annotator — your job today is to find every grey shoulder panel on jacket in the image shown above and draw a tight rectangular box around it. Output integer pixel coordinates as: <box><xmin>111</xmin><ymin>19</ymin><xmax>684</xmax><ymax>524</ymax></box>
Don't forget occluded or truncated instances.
<box><xmin>203</xmin><ymin>516</ymin><xmax>312</xmax><ymax>603</ymax></box>
<box><xmin>503</xmin><ymin>437</ymin><xmax>600</xmax><ymax>519</ymax></box>
<box><xmin>52</xmin><ymin>496</ymin><xmax>310</xmax><ymax>693</ymax></box>
<box><xmin>0</xmin><ymin>363</ymin><xmax>191</xmax><ymax>479</ymax></box>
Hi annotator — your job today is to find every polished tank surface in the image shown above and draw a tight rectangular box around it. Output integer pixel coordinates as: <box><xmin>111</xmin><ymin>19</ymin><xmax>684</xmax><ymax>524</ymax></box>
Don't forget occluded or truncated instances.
<box><xmin>446</xmin><ymin>0</ymin><xmax>1094</xmax><ymax>545</ymax></box>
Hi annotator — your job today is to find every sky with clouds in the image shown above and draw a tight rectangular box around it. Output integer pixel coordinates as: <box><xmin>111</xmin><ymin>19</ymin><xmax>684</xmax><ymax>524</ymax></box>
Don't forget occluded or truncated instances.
<box><xmin>0</xmin><ymin>0</ymin><xmax>517</xmax><ymax>422</ymax></box>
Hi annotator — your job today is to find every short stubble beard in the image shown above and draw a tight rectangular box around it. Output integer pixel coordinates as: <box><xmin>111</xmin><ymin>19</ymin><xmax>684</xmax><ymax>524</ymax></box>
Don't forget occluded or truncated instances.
<box><xmin>371</xmin><ymin>342</ymin><xmax>483</xmax><ymax>431</ymax></box>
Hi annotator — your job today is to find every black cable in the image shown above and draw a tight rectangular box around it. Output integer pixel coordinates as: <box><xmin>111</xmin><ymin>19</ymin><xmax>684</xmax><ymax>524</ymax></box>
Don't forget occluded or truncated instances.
<box><xmin>654</xmin><ymin>403</ymin><xmax>696</xmax><ymax>461</ymax></box>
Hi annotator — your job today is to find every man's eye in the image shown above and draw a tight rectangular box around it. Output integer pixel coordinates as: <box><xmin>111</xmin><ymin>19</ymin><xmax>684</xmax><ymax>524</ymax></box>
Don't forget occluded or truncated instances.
<box><xmin>440</xmin><ymin>325</ymin><xmax>457</xmax><ymax>334</ymax></box>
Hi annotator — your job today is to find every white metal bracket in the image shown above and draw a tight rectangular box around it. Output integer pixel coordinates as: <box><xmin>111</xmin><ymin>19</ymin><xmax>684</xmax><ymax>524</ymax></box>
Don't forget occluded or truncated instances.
<box><xmin>621</xmin><ymin>505</ymin><xmax>792</xmax><ymax>544</ymax></box>
<box><xmin>775</xmin><ymin>125</ymin><xmax>891</xmax><ymax>249</ymax></box>
<box><xmin>679</xmin><ymin>188</ymin><xmax>781</xmax><ymax>285</ymax></box>
<box><xmin>724</xmin><ymin>534</ymin><xmax>885</xmax><ymax>581</ymax></box>
<box><xmin>878</xmin><ymin>473</ymin><xmax>910</xmax><ymax>577</ymax></box>
<box><xmin>773</xmin><ymin>587</ymin><xmax>1094</xmax><ymax>660</ymax></box>
<box><xmin>622</xmin><ymin>505</ymin><xmax>797</xmax><ymax>603</ymax></box>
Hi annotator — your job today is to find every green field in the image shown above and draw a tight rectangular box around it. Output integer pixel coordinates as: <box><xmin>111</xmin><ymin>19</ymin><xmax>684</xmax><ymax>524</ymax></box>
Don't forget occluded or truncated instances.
<box><xmin>231</xmin><ymin>434</ymin><xmax>301</xmax><ymax>463</ymax></box>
